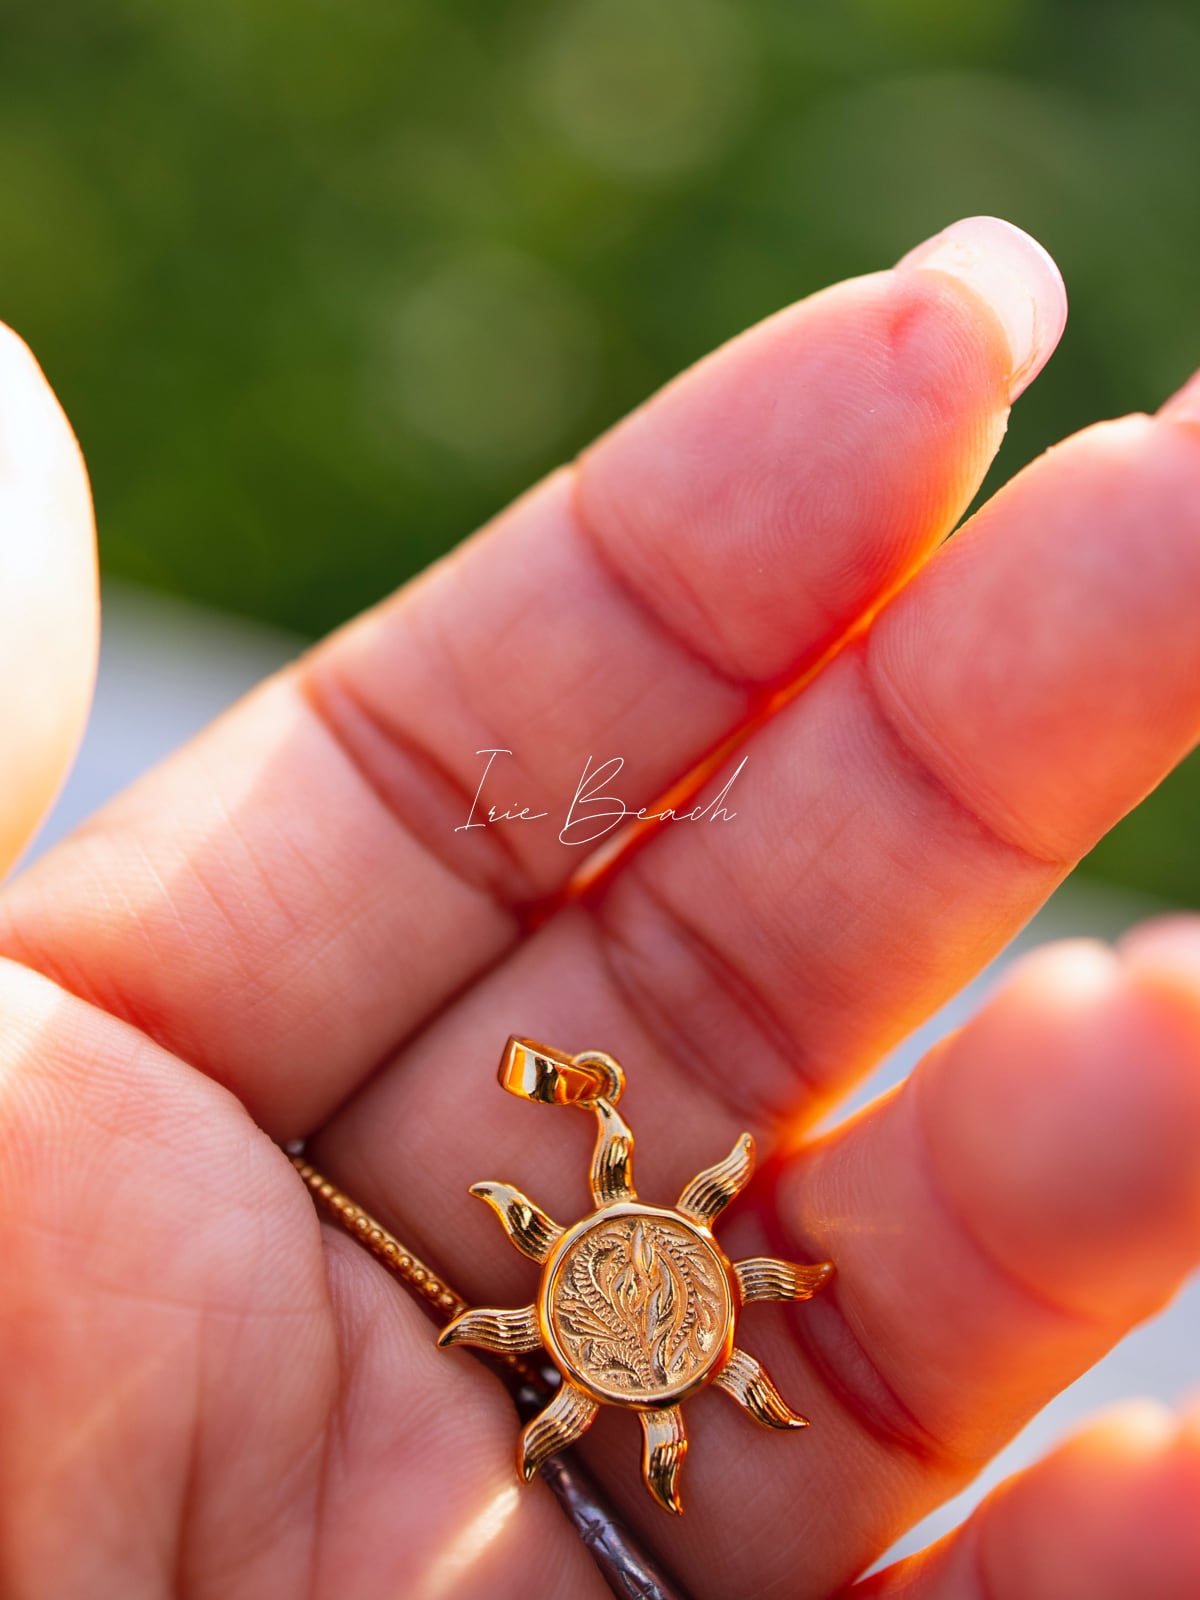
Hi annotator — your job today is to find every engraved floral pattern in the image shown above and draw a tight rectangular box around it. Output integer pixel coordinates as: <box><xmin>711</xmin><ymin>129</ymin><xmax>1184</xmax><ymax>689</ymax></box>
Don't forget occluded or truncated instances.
<box><xmin>549</xmin><ymin>1216</ymin><xmax>727</xmax><ymax>1398</ymax></box>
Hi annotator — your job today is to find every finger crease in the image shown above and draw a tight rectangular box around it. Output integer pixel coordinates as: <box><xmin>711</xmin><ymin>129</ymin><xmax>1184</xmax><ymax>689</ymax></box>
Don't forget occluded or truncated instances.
<box><xmin>566</xmin><ymin>462</ymin><xmax>757</xmax><ymax>692</ymax></box>
<box><xmin>297</xmin><ymin>663</ymin><xmax>539</xmax><ymax>914</ymax></box>
<box><xmin>971</xmin><ymin>1516</ymin><xmax>1006</xmax><ymax>1600</ymax></box>
<box><xmin>910</xmin><ymin>1069</ymin><xmax>1111</xmax><ymax>1329</ymax></box>
<box><xmin>589</xmin><ymin>870</ymin><xmax>822</xmax><ymax>1129</ymax></box>
<box><xmin>750</xmin><ymin>1160</ymin><xmax>977</xmax><ymax>1481</ymax></box>
<box><xmin>860</xmin><ymin>642</ymin><xmax>1069</xmax><ymax>873</ymax></box>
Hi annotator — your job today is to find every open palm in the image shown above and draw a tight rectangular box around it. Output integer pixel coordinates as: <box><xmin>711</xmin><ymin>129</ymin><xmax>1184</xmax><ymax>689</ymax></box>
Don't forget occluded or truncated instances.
<box><xmin>2</xmin><ymin>216</ymin><xmax>1199</xmax><ymax>1600</ymax></box>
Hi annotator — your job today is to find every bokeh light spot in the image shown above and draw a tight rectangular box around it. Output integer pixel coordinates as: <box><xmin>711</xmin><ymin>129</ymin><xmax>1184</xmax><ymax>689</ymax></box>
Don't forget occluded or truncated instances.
<box><xmin>532</xmin><ymin>0</ymin><xmax>753</xmax><ymax>179</ymax></box>
<box><xmin>384</xmin><ymin>250</ymin><xmax>599</xmax><ymax>470</ymax></box>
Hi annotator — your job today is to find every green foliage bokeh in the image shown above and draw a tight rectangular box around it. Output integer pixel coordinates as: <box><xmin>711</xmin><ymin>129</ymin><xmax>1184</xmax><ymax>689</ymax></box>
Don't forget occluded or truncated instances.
<box><xmin>0</xmin><ymin>0</ymin><xmax>1197</xmax><ymax>899</ymax></box>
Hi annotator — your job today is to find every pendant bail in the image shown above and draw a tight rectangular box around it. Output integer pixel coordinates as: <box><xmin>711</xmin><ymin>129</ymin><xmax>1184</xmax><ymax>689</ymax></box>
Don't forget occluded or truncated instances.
<box><xmin>498</xmin><ymin>1037</ymin><xmax>625</xmax><ymax>1107</ymax></box>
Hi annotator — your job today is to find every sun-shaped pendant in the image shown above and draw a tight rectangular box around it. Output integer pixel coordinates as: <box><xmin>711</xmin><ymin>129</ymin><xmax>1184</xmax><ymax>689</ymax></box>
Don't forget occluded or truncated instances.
<box><xmin>437</xmin><ymin>1037</ymin><xmax>834</xmax><ymax>1515</ymax></box>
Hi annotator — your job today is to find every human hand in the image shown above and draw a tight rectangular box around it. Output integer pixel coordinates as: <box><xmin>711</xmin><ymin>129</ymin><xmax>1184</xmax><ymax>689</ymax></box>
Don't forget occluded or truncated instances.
<box><xmin>1</xmin><ymin>216</ymin><xmax>1199</xmax><ymax>1599</ymax></box>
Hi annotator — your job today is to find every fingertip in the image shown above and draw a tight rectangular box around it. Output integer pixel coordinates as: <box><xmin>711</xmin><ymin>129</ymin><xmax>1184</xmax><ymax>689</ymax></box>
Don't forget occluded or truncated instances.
<box><xmin>976</xmin><ymin>1400</ymin><xmax>1200</xmax><ymax>1600</ymax></box>
<box><xmin>993</xmin><ymin>935</ymin><xmax>1120</xmax><ymax>1007</ymax></box>
<box><xmin>896</xmin><ymin>215</ymin><xmax>1068</xmax><ymax>401</ymax></box>
<box><xmin>1049</xmin><ymin>1398</ymin><xmax>1179</xmax><ymax>1465</ymax></box>
<box><xmin>858</xmin><ymin>1401</ymin><xmax>1198</xmax><ymax>1598</ymax></box>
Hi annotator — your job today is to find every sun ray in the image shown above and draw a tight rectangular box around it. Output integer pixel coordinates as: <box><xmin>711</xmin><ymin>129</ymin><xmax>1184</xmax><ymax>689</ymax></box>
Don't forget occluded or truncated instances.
<box><xmin>469</xmin><ymin>1182</ymin><xmax>564</xmax><ymax>1263</ymax></box>
<box><xmin>589</xmin><ymin>1098</ymin><xmax>636</xmax><ymax>1206</ymax></box>
<box><xmin>734</xmin><ymin>1257</ymin><xmax>834</xmax><ymax>1304</ymax></box>
<box><xmin>436</xmin><ymin>1304</ymin><xmax>542</xmax><ymax>1356</ymax></box>
<box><xmin>714</xmin><ymin>1348</ymin><xmax>808</xmax><ymax>1430</ymax></box>
<box><xmin>640</xmin><ymin>1406</ymin><xmax>688</xmax><ymax>1515</ymax></box>
<box><xmin>518</xmin><ymin>1382</ymin><xmax>599</xmax><ymax>1480</ymax></box>
<box><xmin>676</xmin><ymin>1132</ymin><xmax>754</xmax><ymax>1226</ymax></box>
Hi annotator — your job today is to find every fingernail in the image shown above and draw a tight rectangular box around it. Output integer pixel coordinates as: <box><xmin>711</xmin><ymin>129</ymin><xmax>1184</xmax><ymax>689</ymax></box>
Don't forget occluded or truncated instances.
<box><xmin>896</xmin><ymin>216</ymin><xmax>1068</xmax><ymax>402</ymax></box>
<box><xmin>1157</xmin><ymin>367</ymin><xmax>1200</xmax><ymax>422</ymax></box>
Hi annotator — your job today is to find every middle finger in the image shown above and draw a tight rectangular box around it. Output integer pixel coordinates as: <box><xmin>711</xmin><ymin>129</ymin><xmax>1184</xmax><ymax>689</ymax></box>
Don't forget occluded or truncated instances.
<box><xmin>317</xmin><ymin>383</ymin><xmax>1200</xmax><ymax>1248</ymax></box>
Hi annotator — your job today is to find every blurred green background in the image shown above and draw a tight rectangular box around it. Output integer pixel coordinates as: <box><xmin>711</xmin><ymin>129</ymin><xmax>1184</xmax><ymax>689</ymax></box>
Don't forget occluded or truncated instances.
<box><xmin>1</xmin><ymin>0</ymin><xmax>1197</xmax><ymax>899</ymax></box>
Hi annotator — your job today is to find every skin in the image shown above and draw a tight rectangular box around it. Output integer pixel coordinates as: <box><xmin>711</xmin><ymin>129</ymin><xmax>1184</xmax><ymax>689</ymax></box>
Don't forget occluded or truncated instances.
<box><xmin>0</xmin><ymin>224</ymin><xmax>1199</xmax><ymax>1599</ymax></box>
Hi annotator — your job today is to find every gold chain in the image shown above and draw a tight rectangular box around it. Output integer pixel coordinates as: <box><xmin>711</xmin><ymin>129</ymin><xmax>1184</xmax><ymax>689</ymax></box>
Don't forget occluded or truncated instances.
<box><xmin>290</xmin><ymin>1154</ymin><xmax>467</xmax><ymax>1316</ymax></box>
<box><xmin>289</xmin><ymin>1153</ymin><xmax>542</xmax><ymax>1385</ymax></box>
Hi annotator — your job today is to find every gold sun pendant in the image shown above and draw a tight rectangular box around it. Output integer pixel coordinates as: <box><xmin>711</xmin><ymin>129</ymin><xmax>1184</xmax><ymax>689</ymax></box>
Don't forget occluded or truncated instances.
<box><xmin>437</xmin><ymin>1038</ymin><xmax>834</xmax><ymax>1515</ymax></box>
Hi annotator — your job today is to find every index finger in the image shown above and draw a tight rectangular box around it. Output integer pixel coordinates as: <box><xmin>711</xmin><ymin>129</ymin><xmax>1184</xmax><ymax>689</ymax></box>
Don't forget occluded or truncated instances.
<box><xmin>0</xmin><ymin>219</ymin><xmax>1063</xmax><ymax>1134</ymax></box>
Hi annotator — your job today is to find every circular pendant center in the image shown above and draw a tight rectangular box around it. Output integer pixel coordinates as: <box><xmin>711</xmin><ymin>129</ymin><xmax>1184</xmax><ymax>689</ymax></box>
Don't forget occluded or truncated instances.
<box><xmin>543</xmin><ymin>1209</ymin><xmax>733</xmax><ymax>1405</ymax></box>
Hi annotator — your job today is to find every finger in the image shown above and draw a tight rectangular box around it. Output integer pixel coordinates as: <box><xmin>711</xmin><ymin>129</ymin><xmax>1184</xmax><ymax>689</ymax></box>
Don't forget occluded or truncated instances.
<box><xmin>0</xmin><ymin>960</ymin><xmax>604</xmax><ymax>1600</ymax></box>
<box><xmin>0</xmin><ymin>220</ymin><xmax>1061</xmax><ymax>1133</ymax></box>
<box><xmin>855</xmin><ymin>1401</ymin><xmax>1200</xmax><ymax>1598</ymax></box>
<box><xmin>0</xmin><ymin>957</ymin><xmax>334</xmax><ymax>1597</ymax></box>
<box><xmin>557</xmin><ymin>370</ymin><xmax>1200</xmax><ymax>1124</ymax></box>
<box><xmin>0</xmin><ymin>323</ymin><xmax>98</xmax><ymax>876</ymax></box>
<box><xmin>313</xmin><ymin>373</ymin><xmax>1200</xmax><ymax>1289</ymax></box>
<box><xmin>730</xmin><ymin>925</ymin><xmax>1200</xmax><ymax>1598</ymax></box>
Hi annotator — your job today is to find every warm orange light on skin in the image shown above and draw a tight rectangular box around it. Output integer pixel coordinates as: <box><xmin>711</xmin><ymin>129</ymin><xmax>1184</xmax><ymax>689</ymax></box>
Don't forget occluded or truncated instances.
<box><xmin>545</xmin><ymin>601</ymin><xmax>885</xmax><ymax>921</ymax></box>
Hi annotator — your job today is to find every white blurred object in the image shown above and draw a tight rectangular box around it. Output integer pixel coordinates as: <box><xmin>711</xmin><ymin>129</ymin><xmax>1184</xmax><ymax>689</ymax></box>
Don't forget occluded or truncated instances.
<box><xmin>27</xmin><ymin>578</ymin><xmax>1200</xmax><ymax>1567</ymax></box>
<box><xmin>33</xmin><ymin>581</ymin><xmax>304</xmax><ymax>853</ymax></box>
